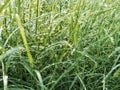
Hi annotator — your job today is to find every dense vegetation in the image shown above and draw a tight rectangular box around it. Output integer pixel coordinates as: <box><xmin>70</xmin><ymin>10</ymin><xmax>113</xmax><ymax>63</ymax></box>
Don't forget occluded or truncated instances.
<box><xmin>0</xmin><ymin>0</ymin><xmax>120</xmax><ymax>90</ymax></box>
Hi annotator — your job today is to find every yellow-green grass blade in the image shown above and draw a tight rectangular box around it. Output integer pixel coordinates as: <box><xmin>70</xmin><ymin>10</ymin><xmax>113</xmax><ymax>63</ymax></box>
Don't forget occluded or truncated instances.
<box><xmin>15</xmin><ymin>14</ymin><xmax>34</xmax><ymax>67</ymax></box>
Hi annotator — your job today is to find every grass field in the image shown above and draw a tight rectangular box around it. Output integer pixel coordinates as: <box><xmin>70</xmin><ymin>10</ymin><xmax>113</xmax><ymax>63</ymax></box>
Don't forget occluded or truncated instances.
<box><xmin>0</xmin><ymin>0</ymin><xmax>120</xmax><ymax>90</ymax></box>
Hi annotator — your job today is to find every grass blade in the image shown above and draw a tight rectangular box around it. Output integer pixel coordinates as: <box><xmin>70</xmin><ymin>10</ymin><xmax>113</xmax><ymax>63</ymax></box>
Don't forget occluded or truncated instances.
<box><xmin>0</xmin><ymin>0</ymin><xmax>10</xmax><ymax>14</ymax></box>
<box><xmin>15</xmin><ymin>14</ymin><xmax>34</xmax><ymax>67</ymax></box>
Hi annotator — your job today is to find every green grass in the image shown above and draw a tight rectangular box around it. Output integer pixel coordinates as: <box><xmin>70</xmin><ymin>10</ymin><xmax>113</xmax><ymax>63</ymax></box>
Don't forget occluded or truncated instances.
<box><xmin>0</xmin><ymin>0</ymin><xmax>120</xmax><ymax>90</ymax></box>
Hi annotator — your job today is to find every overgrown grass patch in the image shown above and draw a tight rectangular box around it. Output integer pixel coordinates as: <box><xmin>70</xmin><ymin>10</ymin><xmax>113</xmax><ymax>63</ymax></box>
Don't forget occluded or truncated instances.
<box><xmin>0</xmin><ymin>0</ymin><xmax>120</xmax><ymax>90</ymax></box>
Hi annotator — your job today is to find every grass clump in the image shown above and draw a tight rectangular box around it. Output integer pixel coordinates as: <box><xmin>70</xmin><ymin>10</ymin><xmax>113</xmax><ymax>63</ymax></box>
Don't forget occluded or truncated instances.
<box><xmin>0</xmin><ymin>0</ymin><xmax>120</xmax><ymax>90</ymax></box>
